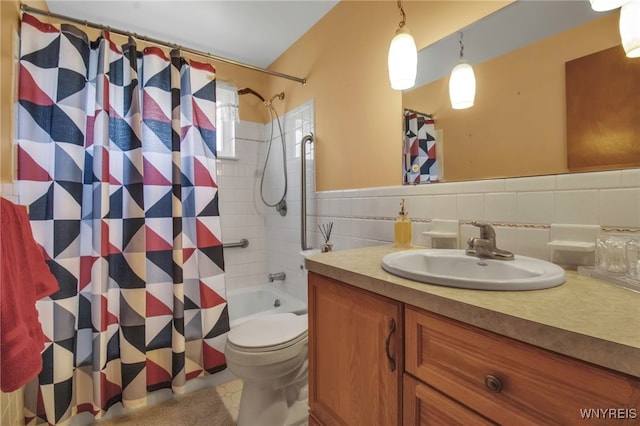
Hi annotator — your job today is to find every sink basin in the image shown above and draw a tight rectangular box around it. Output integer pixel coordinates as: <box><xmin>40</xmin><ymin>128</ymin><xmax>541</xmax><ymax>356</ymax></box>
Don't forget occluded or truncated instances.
<box><xmin>381</xmin><ymin>249</ymin><xmax>566</xmax><ymax>290</ymax></box>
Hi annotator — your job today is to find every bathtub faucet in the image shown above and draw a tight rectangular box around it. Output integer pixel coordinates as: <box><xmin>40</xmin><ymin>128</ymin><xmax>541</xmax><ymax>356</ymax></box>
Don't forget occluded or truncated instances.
<box><xmin>268</xmin><ymin>272</ymin><xmax>286</xmax><ymax>282</ymax></box>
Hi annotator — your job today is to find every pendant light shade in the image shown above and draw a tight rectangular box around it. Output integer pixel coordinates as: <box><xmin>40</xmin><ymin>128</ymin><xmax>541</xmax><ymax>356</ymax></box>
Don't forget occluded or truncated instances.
<box><xmin>388</xmin><ymin>0</ymin><xmax>417</xmax><ymax>90</ymax></box>
<box><xmin>388</xmin><ymin>27</ymin><xmax>417</xmax><ymax>90</ymax></box>
<box><xmin>449</xmin><ymin>61</ymin><xmax>476</xmax><ymax>109</ymax></box>
<box><xmin>589</xmin><ymin>0</ymin><xmax>629</xmax><ymax>11</ymax></box>
<box><xmin>449</xmin><ymin>32</ymin><xmax>476</xmax><ymax>110</ymax></box>
<box><xmin>619</xmin><ymin>0</ymin><xmax>640</xmax><ymax>57</ymax></box>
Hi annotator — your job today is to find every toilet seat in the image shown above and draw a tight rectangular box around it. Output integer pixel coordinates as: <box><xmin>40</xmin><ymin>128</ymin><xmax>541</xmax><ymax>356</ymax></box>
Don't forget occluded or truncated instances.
<box><xmin>227</xmin><ymin>313</ymin><xmax>308</xmax><ymax>353</ymax></box>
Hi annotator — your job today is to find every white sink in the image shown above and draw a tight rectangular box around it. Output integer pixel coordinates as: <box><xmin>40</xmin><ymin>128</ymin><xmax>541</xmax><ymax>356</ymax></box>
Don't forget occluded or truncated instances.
<box><xmin>381</xmin><ymin>249</ymin><xmax>566</xmax><ymax>290</ymax></box>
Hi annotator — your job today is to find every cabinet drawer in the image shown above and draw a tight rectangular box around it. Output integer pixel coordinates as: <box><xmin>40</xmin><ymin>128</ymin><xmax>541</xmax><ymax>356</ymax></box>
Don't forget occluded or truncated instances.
<box><xmin>405</xmin><ymin>306</ymin><xmax>640</xmax><ymax>425</ymax></box>
<box><xmin>404</xmin><ymin>373</ymin><xmax>495</xmax><ymax>426</ymax></box>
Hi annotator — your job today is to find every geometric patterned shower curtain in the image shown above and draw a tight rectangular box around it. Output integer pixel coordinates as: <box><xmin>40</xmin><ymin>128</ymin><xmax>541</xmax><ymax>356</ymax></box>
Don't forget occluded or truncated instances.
<box><xmin>403</xmin><ymin>109</ymin><xmax>438</xmax><ymax>184</ymax></box>
<box><xmin>17</xmin><ymin>14</ymin><xmax>229</xmax><ymax>425</ymax></box>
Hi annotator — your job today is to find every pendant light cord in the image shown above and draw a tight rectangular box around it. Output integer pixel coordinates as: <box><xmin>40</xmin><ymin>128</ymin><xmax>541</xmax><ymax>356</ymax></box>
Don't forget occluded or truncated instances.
<box><xmin>397</xmin><ymin>0</ymin><xmax>407</xmax><ymax>28</ymax></box>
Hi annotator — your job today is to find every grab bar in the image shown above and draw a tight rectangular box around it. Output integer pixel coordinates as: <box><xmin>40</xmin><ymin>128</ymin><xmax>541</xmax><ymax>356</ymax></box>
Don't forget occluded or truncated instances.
<box><xmin>301</xmin><ymin>133</ymin><xmax>314</xmax><ymax>251</ymax></box>
<box><xmin>223</xmin><ymin>239</ymin><xmax>249</xmax><ymax>249</ymax></box>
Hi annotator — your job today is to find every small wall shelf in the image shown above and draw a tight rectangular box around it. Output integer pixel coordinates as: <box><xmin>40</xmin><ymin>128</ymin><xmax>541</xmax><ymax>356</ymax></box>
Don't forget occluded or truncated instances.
<box><xmin>548</xmin><ymin>224</ymin><xmax>600</xmax><ymax>267</ymax></box>
<box><xmin>422</xmin><ymin>219</ymin><xmax>459</xmax><ymax>249</ymax></box>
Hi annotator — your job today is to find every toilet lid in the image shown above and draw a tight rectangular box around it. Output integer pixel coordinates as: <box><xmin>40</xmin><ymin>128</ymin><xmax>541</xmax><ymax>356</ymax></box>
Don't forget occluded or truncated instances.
<box><xmin>227</xmin><ymin>313</ymin><xmax>308</xmax><ymax>349</ymax></box>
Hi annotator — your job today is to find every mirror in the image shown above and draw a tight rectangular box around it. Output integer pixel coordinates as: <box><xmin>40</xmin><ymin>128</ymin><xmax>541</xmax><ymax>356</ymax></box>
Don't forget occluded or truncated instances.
<box><xmin>402</xmin><ymin>1</ymin><xmax>640</xmax><ymax>182</ymax></box>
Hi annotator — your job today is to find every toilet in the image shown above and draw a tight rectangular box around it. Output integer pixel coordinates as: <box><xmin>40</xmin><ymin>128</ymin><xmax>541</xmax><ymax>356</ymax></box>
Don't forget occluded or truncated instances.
<box><xmin>225</xmin><ymin>312</ymin><xmax>309</xmax><ymax>426</ymax></box>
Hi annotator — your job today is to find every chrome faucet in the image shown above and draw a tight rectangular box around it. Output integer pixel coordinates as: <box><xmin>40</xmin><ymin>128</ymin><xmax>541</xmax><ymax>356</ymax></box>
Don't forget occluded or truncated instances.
<box><xmin>465</xmin><ymin>222</ymin><xmax>514</xmax><ymax>260</ymax></box>
<box><xmin>268</xmin><ymin>272</ymin><xmax>286</xmax><ymax>282</ymax></box>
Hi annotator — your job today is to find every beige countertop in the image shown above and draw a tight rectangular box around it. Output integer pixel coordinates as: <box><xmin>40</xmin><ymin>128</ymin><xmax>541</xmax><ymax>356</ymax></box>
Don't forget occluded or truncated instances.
<box><xmin>305</xmin><ymin>245</ymin><xmax>640</xmax><ymax>378</ymax></box>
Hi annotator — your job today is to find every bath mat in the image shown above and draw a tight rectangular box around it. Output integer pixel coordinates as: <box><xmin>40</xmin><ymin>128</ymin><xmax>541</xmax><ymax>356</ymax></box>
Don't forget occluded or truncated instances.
<box><xmin>96</xmin><ymin>386</ymin><xmax>235</xmax><ymax>426</ymax></box>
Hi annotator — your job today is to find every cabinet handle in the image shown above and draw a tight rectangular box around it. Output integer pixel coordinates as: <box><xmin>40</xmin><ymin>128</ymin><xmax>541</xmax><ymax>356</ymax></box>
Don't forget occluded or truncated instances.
<box><xmin>385</xmin><ymin>318</ymin><xmax>396</xmax><ymax>372</ymax></box>
<box><xmin>484</xmin><ymin>374</ymin><xmax>503</xmax><ymax>393</ymax></box>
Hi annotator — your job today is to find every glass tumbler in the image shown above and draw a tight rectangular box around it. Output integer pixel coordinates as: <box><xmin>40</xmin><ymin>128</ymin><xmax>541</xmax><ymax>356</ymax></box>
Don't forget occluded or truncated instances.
<box><xmin>626</xmin><ymin>239</ymin><xmax>640</xmax><ymax>280</ymax></box>
<box><xmin>606</xmin><ymin>237</ymin><xmax>628</xmax><ymax>274</ymax></box>
<box><xmin>595</xmin><ymin>235</ymin><xmax>609</xmax><ymax>272</ymax></box>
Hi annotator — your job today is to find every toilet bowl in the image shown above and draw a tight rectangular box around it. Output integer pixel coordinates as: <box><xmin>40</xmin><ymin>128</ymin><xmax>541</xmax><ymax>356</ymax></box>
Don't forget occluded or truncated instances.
<box><xmin>225</xmin><ymin>312</ymin><xmax>309</xmax><ymax>426</ymax></box>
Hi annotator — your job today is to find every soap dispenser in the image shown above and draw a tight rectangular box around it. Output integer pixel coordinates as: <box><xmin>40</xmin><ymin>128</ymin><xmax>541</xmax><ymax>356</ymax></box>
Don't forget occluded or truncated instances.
<box><xmin>394</xmin><ymin>198</ymin><xmax>412</xmax><ymax>247</ymax></box>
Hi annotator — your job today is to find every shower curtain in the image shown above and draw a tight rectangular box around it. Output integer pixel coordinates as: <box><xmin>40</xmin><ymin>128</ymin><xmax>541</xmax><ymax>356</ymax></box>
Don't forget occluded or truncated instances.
<box><xmin>16</xmin><ymin>14</ymin><xmax>229</xmax><ymax>424</ymax></box>
<box><xmin>403</xmin><ymin>109</ymin><xmax>438</xmax><ymax>184</ymax></box>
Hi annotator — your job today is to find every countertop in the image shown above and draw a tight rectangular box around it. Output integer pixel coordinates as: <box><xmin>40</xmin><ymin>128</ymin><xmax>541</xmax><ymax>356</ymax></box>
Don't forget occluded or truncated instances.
<box><xmin>305</xmin><ymin>245</ymin><xmax>640</xmax><ymax>378</ymax></box>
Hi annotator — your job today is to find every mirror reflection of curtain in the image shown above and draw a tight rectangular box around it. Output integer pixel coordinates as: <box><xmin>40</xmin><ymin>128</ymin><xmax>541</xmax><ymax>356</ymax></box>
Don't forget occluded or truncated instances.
<box><xmin>17</xmin><ymin>14</ymin><xmax>229</xmax><ymax>425</ymax></box>
<box><xmin>403</xmin><ymin>109</ymin><xmax>438</xmax><ymax>184</ymax></box>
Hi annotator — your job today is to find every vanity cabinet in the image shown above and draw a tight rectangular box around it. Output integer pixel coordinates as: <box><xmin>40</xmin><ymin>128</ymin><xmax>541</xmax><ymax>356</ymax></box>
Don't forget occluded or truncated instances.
<box><xmin>308</xmin><ymin>272</ymin><xmax>640</xmax><ymax>425</ymax></box>
<box><xmin>308</xmin><ymin>272</ymin><xmax>403</xmax><ymax>426</ymax></box>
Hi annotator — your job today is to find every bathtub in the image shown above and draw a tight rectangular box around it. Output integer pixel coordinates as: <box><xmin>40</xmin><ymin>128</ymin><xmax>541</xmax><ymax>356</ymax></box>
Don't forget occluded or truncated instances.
<box><xmin>227</xmin><ymin>285</ymin><xmax>307</xmax><ymax>326</ymax></box>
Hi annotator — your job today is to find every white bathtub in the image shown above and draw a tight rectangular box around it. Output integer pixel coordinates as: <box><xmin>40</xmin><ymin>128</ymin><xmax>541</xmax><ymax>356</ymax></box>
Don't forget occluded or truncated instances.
<box><xmin>227</xmin><ymin>285</ymin><xmax>307</xmax><ymax>326</ymax></box>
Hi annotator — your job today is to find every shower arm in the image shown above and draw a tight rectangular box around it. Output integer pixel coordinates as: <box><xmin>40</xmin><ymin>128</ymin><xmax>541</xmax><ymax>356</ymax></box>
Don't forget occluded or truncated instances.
<box><xmin>237</xmin><ymin>87</ymin><xmax>266</xmax><ymax>103</ymax></box>
<box><xmin>301</xmin><ymin>133</ymin><xmax>315</xmax><ymax>251</ymax></box>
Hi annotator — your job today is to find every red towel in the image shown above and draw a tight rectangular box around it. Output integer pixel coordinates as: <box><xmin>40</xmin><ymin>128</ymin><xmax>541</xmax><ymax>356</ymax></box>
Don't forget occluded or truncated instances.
<box><xmin>1</xmin><ymin>197</ymin><xmax>59</xmax><ymax>392</ymax></box>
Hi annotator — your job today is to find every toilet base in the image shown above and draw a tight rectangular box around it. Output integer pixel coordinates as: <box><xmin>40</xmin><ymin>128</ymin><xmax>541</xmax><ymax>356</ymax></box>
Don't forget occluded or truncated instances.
<box><xmin>236</xmin><ymin>381</ymin><xmax>308</xmax><ymax>426</ymax></box>
<box><xmin>237</xmin><ymin>382</ymin><xmax>287</xmax><ymax>426</ymax></box>
<box><xmin>284</xmin><ymin>384</ymin><xmax>309</xmax><ymax>426</ymax></box>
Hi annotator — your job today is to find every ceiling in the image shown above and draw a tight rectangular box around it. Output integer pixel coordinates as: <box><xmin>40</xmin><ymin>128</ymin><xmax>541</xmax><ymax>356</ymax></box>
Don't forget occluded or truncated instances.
<box><xmin>45</xmin><ymin>0</ymin><xmax>339</xmax><ymax>69</ymax></box>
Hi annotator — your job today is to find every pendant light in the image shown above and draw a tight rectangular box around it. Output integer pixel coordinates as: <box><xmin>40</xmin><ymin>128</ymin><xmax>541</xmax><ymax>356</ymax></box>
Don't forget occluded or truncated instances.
<box><xmin>449</xmin><ymin>32</ymin><xmax>476</xmax><ymax>110</ymax></box>
<box><xmin>619</xmin><ymin>0</ymin><xmax>640</xmax><ymax>57</ymax></box>
<box><xmin>388</xmin><ymin>0</ymin><xmax>417</xmax><ymax>90</ymax></box>
<box><xmin>589</xmin><ymin>0</ymin><xmax>629</xmax><ymax>11</ymax></box>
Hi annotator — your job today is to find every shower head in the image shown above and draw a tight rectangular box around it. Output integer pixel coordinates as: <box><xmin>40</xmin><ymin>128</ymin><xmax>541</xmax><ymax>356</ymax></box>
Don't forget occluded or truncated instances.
<box><xmin>237</xmin><ymin>87</ymin><xmax>266</xmax><ymax>103</ymax></box>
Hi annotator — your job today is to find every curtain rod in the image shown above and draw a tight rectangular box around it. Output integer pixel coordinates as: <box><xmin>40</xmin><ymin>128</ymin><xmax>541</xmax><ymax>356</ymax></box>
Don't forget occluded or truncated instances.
<box><xmin>404</xmin><ymin>107</ymin><xmax>434</xmax><ymax>119</ymax></box>
<box><xmin>19</xmin><ymin>3</ymin><xmax>307</xmax><ymax>85</ymax></box>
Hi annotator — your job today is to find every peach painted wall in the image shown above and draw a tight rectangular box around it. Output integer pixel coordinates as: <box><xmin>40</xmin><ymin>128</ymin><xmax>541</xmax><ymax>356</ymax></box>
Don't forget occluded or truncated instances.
<box><xmin>403</xmin><ymin>12</ymin><xmax>622</xmax><ymax>182</ymax></box>
<box><xmin>266</xmin><ymin>1</ymin><xmax>511</xmax><ymax>191</ymax></box>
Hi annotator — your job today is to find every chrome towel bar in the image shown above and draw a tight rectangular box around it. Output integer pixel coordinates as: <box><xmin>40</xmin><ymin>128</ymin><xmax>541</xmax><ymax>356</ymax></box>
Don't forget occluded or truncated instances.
<box><xmin>223</xmin><ymin>239</ymin><xmax>249</xmax><ymax>249</ymax></box>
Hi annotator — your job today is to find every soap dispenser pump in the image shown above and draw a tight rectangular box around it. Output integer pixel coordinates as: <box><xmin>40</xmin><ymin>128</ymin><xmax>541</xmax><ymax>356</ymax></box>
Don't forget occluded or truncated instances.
<box><xmin>394</xmin><ymin>198</ymin><xmax>412</xmax><ymax>248</ymax></box>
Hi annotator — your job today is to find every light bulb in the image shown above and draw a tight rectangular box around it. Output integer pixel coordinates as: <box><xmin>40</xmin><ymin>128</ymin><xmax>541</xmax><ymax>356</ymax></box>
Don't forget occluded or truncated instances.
<box><xmin>388</xmin><ymin>27</ymin><xmax>417</xmax><ymax>90</ymax></box>
<box><xmin>589</xmin><ymin>0</ymin><xmax>629</xmax><ymax>11</ymax></box>
<box><xmin>449</xmin><ymin>61</ymin><xmax>476</xmax><ymax>109</ymax></box>
<box><xmin>619</xmin><ymin>0</ymin><xmax>640</xmax><ymax>58</ymax></box>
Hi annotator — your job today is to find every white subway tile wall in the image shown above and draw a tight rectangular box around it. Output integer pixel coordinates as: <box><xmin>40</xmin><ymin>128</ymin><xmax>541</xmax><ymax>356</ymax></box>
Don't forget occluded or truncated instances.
<box><xmin>456</xmin><ymin>193</ymin><xmax>484</xmax><ymax>221</ymax></box>
<box><xmin>554</xmin><ymin>190</ymin><xmax>600</xmax><ymax>225</ymax></box>
<box><xmin>310</xmin><ymin>169</ymin><xmax>640</xmax><ymax>262</ymax></box>
<box><xmin>516</xmin><ymin>192</ymin><xmax>555</xmax><ymax>224</ymax></box>
<box><xmin>599</xmin><ymin>188</ymin><xmax>640</xmax><ymax>228</ymax></box>
<box><xmin>217</xmin><ymin>100</ymin><xmax>315</xmax><ymax>303</ymax></box>
<box><xmin>484</xmin><ymin>192</ymin><xmax>517</xmax><ymax>223</ymax></box>
<box><xmin>621</xmin><ymin>169</ymin><xmax>640</xmax><ymax>187</ymax></box>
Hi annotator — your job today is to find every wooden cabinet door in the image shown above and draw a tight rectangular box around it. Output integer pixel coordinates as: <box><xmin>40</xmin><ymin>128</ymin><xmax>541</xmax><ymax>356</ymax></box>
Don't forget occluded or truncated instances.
<box><xmin>308</xmin><ymin>272</ymin><xmax>403</xmax><ymax>426</ymax></box>
<box><xmin>403</xmin><ymin>374</ymin><xmax>495</xmax><ymax>426</ymax></box>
